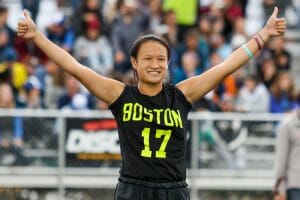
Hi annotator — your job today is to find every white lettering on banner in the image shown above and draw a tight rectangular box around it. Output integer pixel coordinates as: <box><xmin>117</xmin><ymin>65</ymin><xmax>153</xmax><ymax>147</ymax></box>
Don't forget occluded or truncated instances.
<box><xmin>65</xmin><ymin>130</ymin><xmax>120</xmax><ymax>154</ymax></box>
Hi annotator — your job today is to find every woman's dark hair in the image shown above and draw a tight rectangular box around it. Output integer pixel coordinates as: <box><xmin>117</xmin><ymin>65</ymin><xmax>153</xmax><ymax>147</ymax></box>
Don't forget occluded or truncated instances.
<box><xmin>130</xmin><ymin>34</ymin><xmax>171</xmax><ymax>61</ymax></box>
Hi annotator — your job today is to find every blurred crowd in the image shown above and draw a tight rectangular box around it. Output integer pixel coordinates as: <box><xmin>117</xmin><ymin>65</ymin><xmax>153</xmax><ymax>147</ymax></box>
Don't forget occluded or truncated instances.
<box><xmin>0</xmin><ymin>0</ymin><xmax>299</xmax><ymax>113</ymax></box>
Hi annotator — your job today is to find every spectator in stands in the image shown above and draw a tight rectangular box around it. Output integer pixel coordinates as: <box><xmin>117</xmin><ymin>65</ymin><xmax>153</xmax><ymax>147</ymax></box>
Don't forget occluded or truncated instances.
<box><xmin>0</xmin><ymin>83</ymin><xmax>24</xmax><ymax>166</ymax></box>
<box><xmin>270</xmin><ymin>37</ymin><xmax>291</xmax><ymax>71</ymax></box>
<box><xmin>223</xmin><ymin>0</ymin><xmax>244</xmax><ymax>37</ymax></box>
<box><xmin>58</xmin><ymin>74</ymin><xmax>93</xmax><ymax>110</ymax></box>
<box><xmin>231</xmin><ymin>17</ymin><xmax>248</xmax><ymax>50</ymax></box>
<box><xmin>24</xmin><ymin>78</ymin><xmax>42</xmax><ymax>108</ymax></box>
<box><xmin>46</xmin><ymin>12</ymin><xmax>75</xmax><ymax>53</ymax></box>
<box><xmin>148</xmin><ymin>0</ymin><xmax>165</xmax><ymax>35</ymax></box>
<box><xmin>210</xmin><ymin>32</ymin><xmax>233</xmax><ymax>61</ymax></box>
<box><xmin>298</xmin><ymin>90</ymin><xmax>300</xmax><ymax>107</ymax></box>
<box><xmin>43</xmin><ymin>61</ymin><xmax>65</xmax><ymax>109</ymax></box>
<box><xmin>245</xmin><ymin>0</ymin><xmax>265</xmax><ymax>36</ymax></box>
<box><xmin>22</xmin><ymin>0</ymin><xmax>40</xmax><ymax>22</ymax></box>
<box><xmin>236</xmin><ymin>75</ymin><xmax>270</xmax><ymax>112</ymax></box>
<box><xmin>263</xmin><ymin>0</ymin><xmax>291</xmax><ymax>21</ymax></box>
<box><xmin>197</xmin><ymin>15</ymin><xmax>212</xmax><ymax>48</ymax></box>
<box><xmin>178</xmin><ymin>29</ymin><xmax>210</xmax><ymax>73</ymax></box>
<box><xmin>0</xmin><ymin>5</ymin><xmax>16</xmax><ymax>62</ymax></box>
<box><xmin>259</xmin><ymin>58</ymin><xmax>277</xmax><ymax>89</ymax></box>
<box><xmin>172</xmin><ymin>51</ymin><xmax>201</xmax><ymax>84</ymax></box>
<box><xmin>294</xmin><ymin>0</ymin><xmax>300</xmax><ymax>28</ymax></box>
<box><xmin>274</xmin><ymin>108</ymin><xmax>300</xmax><ymax>200</ymax></box>
<box><xmin>163</xmin><ymin>0</ymin><xmax>198</xmax><ymax>42</ymax></box>
<box><xmin>74</xmin><ymin>18</ymin><xmax>113</xmax><ymax>76</ymax></box>
<box><xmin>269</xmin><ymin>71</ymin><xmax>298</xmax><ymax>113</ymax></box>
<box><xmin>0</xmin><ymin>48</ymin><xmax>28</xmax><ymax>107</ymax></box>
<box><xmin>161</xmin><ymin>10</ymin><xmax>179</xmax><ymax>81</ymax></box>
<box><xmin>71</xmin><ymin>0</ymin><xmax>105</xmax><ymax>36</ymax></box>
<box><xmin>111</xmin><ymin>0</ymin><xmax>150</xmax><ymax>73</ymax></box>
<box><xmin>205</xmin><ymin>51</ymin><xmax>238</xmax><ymax>106</ymax></box>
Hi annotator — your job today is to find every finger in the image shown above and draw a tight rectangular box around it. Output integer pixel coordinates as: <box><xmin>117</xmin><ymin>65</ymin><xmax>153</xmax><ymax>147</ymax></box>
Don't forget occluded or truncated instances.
<box><xmin>276</xmin><ymin>20</ymin><xmax>286</xmax><ymax>25</ymax></box>
<box><xmin>17</xmin><ymin>30</ymin><xmax>27</xmax><ymax>35</ymax></box>
<box><xmin>277</xmin><ymin>23</ymin><xmax>286</xmax><ymax>28</ymax></box>
<box><xmin>18</xmin><ymin>28</ymin><xmax>28</xmax><ymax>32</ymax></box>
<box><xmin>17</xmin><ymin>32</ymin><xmax>25</xmax><ymax>37</ymax></box>
<box><xmin>271</xmin><ymin>6</ymin><xmax>278</xmax><ymax>18</ymax></box>
<box><xmin>23</xmin><ymin>9</ymin><xmax>30</xmax><ymax>19</ymax></box>
<box><xmin>18</xmin><ymin>21</ymin><xmax>27</xmax><ymax>27</ymax></box>
<box><xmin>277</xmin><ymin>29</ymin><xmax>285</xmax><ymax>34</ymax></box>
<box><xmin>277</xmin><ymin>17</ymin><xmax>285</xmax><ymax>22</ymax></box>
<box><xmin>277</xmin><ymin>28</ymin><xmax>286</xmax><ymax>33</ymax></box>
<box><xmin>17</xmin><ymin>24</ymin><xmax>28</xmax><ymax>29</ymax></box>
<box><xmin>18</xmin><ymin>23</ymin><xmax>28</xmax><ymax>29</ymax></box>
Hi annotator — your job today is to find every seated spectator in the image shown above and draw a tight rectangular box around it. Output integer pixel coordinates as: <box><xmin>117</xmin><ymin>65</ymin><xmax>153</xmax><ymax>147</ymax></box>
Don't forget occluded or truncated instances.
<box><xmin>205</xmin><ymin>51</ymin><xmax>238</xmax><ymax>105</ymax></box>
<box><xmin>161</xmin><ymin>10</ymin><xmax>179</xmax><ymax>80</ymax></box>
<box><xmin>111</xmin><ymin>0</ymin><xmax>150</xmax><ymax>73</ymax></box>
<box><xmin>269</xmin><ymin>71</ymin><xmax>298</xmax><ymax>113</ymax></box>
<box><xmin>259</xmin><ymin>58</ymin><xmax>277</xmax><ymax>89</ymax></box>
<box><xmin>245</xmin><ymin>0</ymin><xmax>264</xmax><ymax>36</ymax></box>
<box><xmin>24</xmin><ymin>76</ymin><xmax>42</xmax><ymax>109</ymax></box>
<box><xmin>46</xmin><ymin>12</ymin><xmax>76</xmax><ymax>53</ymax></box>
<box><xmin>58</xmin><ymin>74</ymin><xmax>93</xmax><ymax>110</ymax></box>
<box><xmin>197</xmin><ymin>15</ymin><xmax>213</xmax><ymax>44</ymax></box>
<box><xmin>223</xmin><ymin>0</ymin><xmax>244</xmax><ymax>35</ymax></box>
<box><xmin>43</xmin><ymin>61</ymin><xmax>65</xmax><ymax>109</ymax></box>
<box><xmin>163</xmin><ymin>0</ymin><xmax>198</xmax><ymax>42</ymax></box>
<box><xmin>0</xmin><ymin>48</ymin><xmax>27</xmax><ymax>107</ymax></box>
<box><xmin>236</xmin><ymin>75</ymin><xmax>270</xmax><ymax>113</ymax></box>
<box><xmin>177</xmin><ymin>28</ymin><xmax>210</xmax><ymax>73</ymax></box>
<box><xmin>230</xmin><ymin>17</ymin><xmax>248</xmax><ymax>50</ymax></box>
<box><xmin>0</xmin><ymin>5</ymin><xmax>16</xmax><ymax>62</ymax></box>
<box><xmin>209</xmin><ymin>32</ymin><xmax>233</xmax><ymax>61</ymax></box>
<box><xmin>148</xmin><ymin>0</ymin><xmax>166</xmax><ymax>35</ymax></box>
<box><xmin>22</xmin><ymin>0</ymin><xmax>40</xmax><ymax>22</ymax></box>
<box><xmin>172</xmin><ymin>51</ymin><xmax>201</xmax><ymax>84</ymax></box>
<box><xmin>74</xmin><ymin>18</ymin><xmax>113</xmax><ymax>76</ymax></box>
<box><xmin>0</xmin><ymin>83</ymin><xmax>25</xmax><ymax>166</ymax></box>
<box><xmin>269</xmin><ymin>37</ymin><xmax>291</xmax><ymax>71</ymax></box>
<box><xmin>71</xmin><ymin>0</ymin><xmax>106</xmax><ymax>36</ymax></box>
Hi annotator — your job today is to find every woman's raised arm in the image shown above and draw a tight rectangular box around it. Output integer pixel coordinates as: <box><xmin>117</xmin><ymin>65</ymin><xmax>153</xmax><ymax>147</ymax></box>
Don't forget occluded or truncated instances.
<box><xmin>17</xmin><ymin>10</ymin><xmax>124</xmax><ymax>105</ymax></box>
<box><xmin>177</xmin><ymin>7</ymin><xmax>286</xmax><ymax>104</ymax></box>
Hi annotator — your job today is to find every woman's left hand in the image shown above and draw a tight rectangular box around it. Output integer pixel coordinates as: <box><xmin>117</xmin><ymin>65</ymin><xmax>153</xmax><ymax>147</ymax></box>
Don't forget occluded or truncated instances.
<box><xmin>264</xmin><ymin>7</ymin><xmax>286</xmax><ymax>37</ymax></box>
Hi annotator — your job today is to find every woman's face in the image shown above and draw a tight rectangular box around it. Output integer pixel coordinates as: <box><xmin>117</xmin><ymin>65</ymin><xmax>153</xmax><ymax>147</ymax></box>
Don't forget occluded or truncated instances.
<box><xmin>86</xmin><ymin>0</ymin><xmax>99</xmax><ymax>10</ymax></box>
<box><xmin>278</xmin><ymin>73</ymin><xmax>292</xmax><ymax>91</ymax></box>
<box><xmin>0</xmin><ymin>84</ymin><xmax>14</xmax><ymax>108</ymax></box>
<box><xmin>131</xmin><ymin>41</ymin><xmax>168</xmax><ymax>85</ymax></box>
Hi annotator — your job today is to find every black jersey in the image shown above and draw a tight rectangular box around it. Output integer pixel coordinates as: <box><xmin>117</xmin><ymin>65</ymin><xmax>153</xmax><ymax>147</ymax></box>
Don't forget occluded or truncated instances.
<box><xmin>109</xmin><ymin>83</ymin><xmax>192</xmax><ymax>182</ymax></box>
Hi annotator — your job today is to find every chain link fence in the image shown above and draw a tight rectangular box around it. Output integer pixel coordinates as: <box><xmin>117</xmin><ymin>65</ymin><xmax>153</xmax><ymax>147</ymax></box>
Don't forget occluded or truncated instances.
<box><xmin>0</xmin><ymin>109</ymin><xmax>285</xmax><ymax>200</ymax></box>
<box><xmin>0</xmin><ymin>116</ymin><xmax>58</xmax><ymax>167</ymax></box>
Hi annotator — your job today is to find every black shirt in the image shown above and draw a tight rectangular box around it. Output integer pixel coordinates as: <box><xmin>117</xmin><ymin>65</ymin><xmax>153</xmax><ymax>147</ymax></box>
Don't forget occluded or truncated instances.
<box><xmin>110</xmin><ymin>83</ymin><xmax>192</xmax><ymax>182</ymax></box>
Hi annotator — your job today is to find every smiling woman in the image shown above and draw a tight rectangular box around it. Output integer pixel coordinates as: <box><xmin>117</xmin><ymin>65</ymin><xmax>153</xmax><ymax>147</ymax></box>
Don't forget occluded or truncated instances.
<box><xmin>130</xmin><ymin>35</ymin><xmax>170</xmax><ymax>95</ymax></box>
<box><xmin>17</xmin><ymin>6</ymin><xmax>286</xmax><ymax>200</ymax></box>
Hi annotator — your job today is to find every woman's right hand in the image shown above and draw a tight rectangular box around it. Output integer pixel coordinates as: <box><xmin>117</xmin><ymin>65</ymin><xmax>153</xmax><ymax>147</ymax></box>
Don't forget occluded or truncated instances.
<box><xmin>17</xmin><ymin>10</ymin><xmax>38</xmax><ymax>40</ymax></box>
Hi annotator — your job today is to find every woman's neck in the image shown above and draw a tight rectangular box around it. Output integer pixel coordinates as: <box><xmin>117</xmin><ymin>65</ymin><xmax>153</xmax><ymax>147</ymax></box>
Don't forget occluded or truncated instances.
<box><xmin>138</xmin><ymin>82</ymin><xmax>163</xmax><ymax>96</ymax></box>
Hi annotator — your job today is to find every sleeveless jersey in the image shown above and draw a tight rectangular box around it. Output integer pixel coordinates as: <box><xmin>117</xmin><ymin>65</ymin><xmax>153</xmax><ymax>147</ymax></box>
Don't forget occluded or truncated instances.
<box><xmin>109</xmin><ymin>83</ymin><xmax>192</xmax><ymax>182</ymax></box>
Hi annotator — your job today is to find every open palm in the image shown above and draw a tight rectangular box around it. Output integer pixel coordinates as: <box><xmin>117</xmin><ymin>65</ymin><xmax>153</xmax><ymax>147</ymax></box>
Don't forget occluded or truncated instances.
<box><xmin>264</xmin><ymin>7</ymin><xmax>286</xmax><ymax>37</ymax></box>
<box><xmin>17</xmin><ymin>10</ymin><xmax>37</xmax><ymax>39</ymax></box>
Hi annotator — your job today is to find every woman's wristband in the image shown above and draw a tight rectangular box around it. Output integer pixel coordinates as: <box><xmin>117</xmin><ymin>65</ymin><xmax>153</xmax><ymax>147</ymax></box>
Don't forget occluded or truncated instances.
<box><xmin>257</xmin><ymin>33</ymin><xmax>266</xmax><ymax>45</ymax></box>
<box><xmin>242</xmin><ymin>44</ymin><xmax>254</xmax><ymax>59</ymax></box>
<box><xmin>253</xmin><ymin>36</ymin><xmax>262</xmax><ymax>50</ymax></box>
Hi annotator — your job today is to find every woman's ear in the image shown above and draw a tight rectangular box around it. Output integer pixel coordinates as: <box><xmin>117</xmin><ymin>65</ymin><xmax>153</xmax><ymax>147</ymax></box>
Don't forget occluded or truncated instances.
<box><xmin>131</xmin><ymin>57</ymin><xmax>137</xmax><ymax>70</ymax></box>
